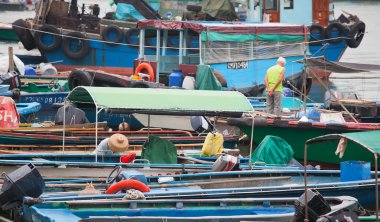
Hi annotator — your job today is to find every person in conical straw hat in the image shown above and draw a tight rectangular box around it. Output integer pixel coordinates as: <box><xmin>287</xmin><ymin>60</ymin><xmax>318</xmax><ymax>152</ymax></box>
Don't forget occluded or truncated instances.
<box><xmin>93</xmin><ymin>133</ymin><xmax>129</xmax><ymax>154</ymax></box>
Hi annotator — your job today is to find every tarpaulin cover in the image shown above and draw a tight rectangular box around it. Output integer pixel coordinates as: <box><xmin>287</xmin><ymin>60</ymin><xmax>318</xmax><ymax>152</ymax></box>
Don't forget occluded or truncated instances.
<box><xmin>198</xmin><ymin>0</ymin><xmax>238</xmax><ymax>21</ymax></box>
<box><xmin>298</xmin><ymin>57</ymin><xmax>380</xmax><ymax>73</ymax></box>
<box><xmin>195</xmin><ymin>65</ymin><xmax>222</xmax><ymax>90</ymax></box>
<box><xmin>0</xmin><ymin>96</ymin><xmax>19</xmax><ymax>128</ymax></box>
<box><xmin>137</xmin><ymin>20</ymin><xmax>309</xmax><ymax>34</ymax></box>
<box><xmin>66</xmin><ymin>87</ymin><xmax>253</xmax><ymax>117</ymax></box>
<box><xmin>141</xmin><ymin>136</ymin><xmax>177</xmax><ymax>164</ymax></box>
<box><xmin>251</xmin><ymin>135</ymin><xmax>294</xmax><ymax>165</ymax></box>
<box><xmin>201</xmin><ymin>32</ymin><xmax>307</xmax><ymax>42</ymax></box>
<box><xmin>115</xmin><ymin>3</ymin><xmax>159</xmax><ymax>21</ymax></box>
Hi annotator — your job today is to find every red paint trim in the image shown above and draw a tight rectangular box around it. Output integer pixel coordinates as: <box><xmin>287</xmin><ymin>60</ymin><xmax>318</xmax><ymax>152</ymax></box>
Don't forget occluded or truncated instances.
<box><xmin>105</xmin><ymin>179</ymin><xmax>150</xmax><ymax>194</ymax></box>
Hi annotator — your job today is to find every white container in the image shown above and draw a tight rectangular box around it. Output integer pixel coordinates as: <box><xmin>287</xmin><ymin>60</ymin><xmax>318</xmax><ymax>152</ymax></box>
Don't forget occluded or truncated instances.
<box><xmin>158</xmin><ymin>176</ymin><xmax>174</xmax><ymax>184</ymax></box>
<box><xmin>40</xmin><ymin>63</ymin><xmax>57</xmax><ymax>75</ymax></box>
<box><xmin>182</xmin><ymin>75</ymin><xmax>195</xmax><ymax>89</ymax></box>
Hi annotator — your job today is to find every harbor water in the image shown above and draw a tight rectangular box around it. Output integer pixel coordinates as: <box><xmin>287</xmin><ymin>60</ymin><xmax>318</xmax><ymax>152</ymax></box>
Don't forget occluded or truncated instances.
<box><xmin>1</xmin><ymin>0</ymin><xmax>380</xmax><ymax>101</ymax></box>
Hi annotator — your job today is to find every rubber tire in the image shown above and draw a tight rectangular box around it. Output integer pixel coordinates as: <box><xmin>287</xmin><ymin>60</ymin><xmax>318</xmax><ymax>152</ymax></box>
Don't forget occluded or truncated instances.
<box><xmin>101</xmin><ymin>25</ymin><xmax>123</xmax><ymax>46</ymax></box>
<box><xmin>325</xmin><ymin>22</ymin><xmax>346</xmax><ymax>44</ymax></box>
<box><xmin>34</xmin><ymin>25</ymin><xmax>62</xmax><ymax>52</ymax></box>
<box><xmin>309</xmin><ymin>24</ymin><xmax>325</xmax><ymax>46</ymax></box>
<box><xmin>62</xmin><ymin>32</ymin><xmax>90</xmax><ymax>59</ymax></box>
<box><xmin>125</xmin><ymin>28</ymin><xmax>140</xmax><ymax>46</ymax></box>
<box><xmin>347</xmin><ymin>21</ymin><xmax>365</xmax><ymax>48</ymax></box>
<box><xmin>167</xmin><ymin>35</ymin><xmax>179</xmax><ymax>49</ymax></box>
<box><xmin>12</xmin><ymin>19</ymin><xmax>35</xmax><ymax>51</ymax></box>
<box><xmin>187</xmin><ymin>34</ymin><xmax>199</xmax><ymax>53</ymax></box>
<box><xmin>68</xmin><ymin>69</ymin><xmax>93</xmax><ymax>90</ymax></box>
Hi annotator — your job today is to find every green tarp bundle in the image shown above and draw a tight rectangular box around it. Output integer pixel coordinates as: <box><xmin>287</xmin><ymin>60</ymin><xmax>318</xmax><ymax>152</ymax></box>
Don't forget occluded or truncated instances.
<box><xmin>195</xmin><ymin>65</ymin><xmax>222</xmax><ymax>90</ymax></box>
<box><xmin>251</xmin><ymin>135</ymin><xmax>294</xmax><ymax>165</ymax></box>
<box><xmin>201</xmin><ymin>31</ymin><xmax>307</xmax><ymax>42</ymax></box>
<box><xmin>141</xmin><ymin>136</ymin><xmax>177</xmax><ymax>164</ymax></box>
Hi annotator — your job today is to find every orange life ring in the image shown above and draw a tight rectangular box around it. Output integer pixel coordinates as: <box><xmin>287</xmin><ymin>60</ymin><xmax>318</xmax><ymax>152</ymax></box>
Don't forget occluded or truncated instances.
<box><xmin>133</xmin><ymin>62</ymin><xmax>155</xmax><ymax>82</ymax></box>
<box><xmin>105</xmin><ymin>179</ymin><xmax>150</xmax><ymax>194</ymax></box>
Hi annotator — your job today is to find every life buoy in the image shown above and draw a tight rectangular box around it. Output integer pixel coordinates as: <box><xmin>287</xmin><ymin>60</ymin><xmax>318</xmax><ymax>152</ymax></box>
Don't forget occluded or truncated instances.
<box><xmin>62</xmin><ymin>32</ymin><xmax>90</xmax><ymax>59</ymax></box>
<box><xmin>325</xmin><ymin>22</ymin><xmax>346</xmax><ymax>44</ymax></box>
<box><xmin>125</xmin><ymin>28</ymin><xmax>140</xmax><ymax>46</ymax></box>
<box><xmin>101</xmin><ymin>25</ymin><xmax>123</xmax><ymax>46</ymax></box>
<box><xmin>347</xmin><ymin>21</ymin><xmax>365</xmax><ymax>48</ymax></box>
<box><xmin>34</xmin><ymin>25</ymin><xmax>62</xmax><ymax>52</ymax></box>
<box><xmin>12</xmin><ymin>19</ymin><xmax>35</xmax><ymax>50</ymax></box>
<box><xmin>68</xmin><ymin>69</ymin><xmax>93</xmax><ymax>90</ymax></box>
<box><xmin>105</xmin><ymin>179</ymin><xmax>150</xmax><ymax>194</ymax></box>
<box><xmin>133</xmin><ymin>63</ymin><xmax>155</xmax><ymax>82</ymax></box>
<box><xmin>309</xmin><ymin>24</ymin><xmax>325</xmax><ymax>46</ymax></box>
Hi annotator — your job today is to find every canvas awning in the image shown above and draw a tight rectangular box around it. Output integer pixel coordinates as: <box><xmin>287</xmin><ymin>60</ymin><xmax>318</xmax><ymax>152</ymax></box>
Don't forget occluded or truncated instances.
<box><xmin>304</xmin><ymin>131</ymin><xmax>380</xmax><ymax>220</ymax></box>
<box><xmin>297</xmin><ymin>57</ymin><xmax>380</xmax><ymax>73</ymax></box>
<box><xmin>66</xmin><ymin>86</ymin><xmax>253</xmax><ymax>117</ymax></box>
<box><xmin>306</xmin><ymin>131</ymin><xmax>380</xmax><ymax>155</ymax></box>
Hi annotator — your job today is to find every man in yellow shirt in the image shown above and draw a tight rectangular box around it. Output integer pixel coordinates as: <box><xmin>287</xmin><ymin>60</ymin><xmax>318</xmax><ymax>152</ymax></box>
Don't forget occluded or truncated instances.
<box><xmin>264</xmin><ymin>57</ymin><xmax>286</xmax><ymax>116</ymax></box>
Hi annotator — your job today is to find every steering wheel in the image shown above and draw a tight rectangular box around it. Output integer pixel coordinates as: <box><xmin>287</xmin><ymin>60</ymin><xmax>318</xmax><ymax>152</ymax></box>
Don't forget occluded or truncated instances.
<box><xmin>106</xmin><ymin>165</ymin><xmax>122</xmax><ymax>184</ymax></box>
<box><xmin>48</xmin><ymin>79</ymin><xmax>57</xmax><ymax>89</ymax></box>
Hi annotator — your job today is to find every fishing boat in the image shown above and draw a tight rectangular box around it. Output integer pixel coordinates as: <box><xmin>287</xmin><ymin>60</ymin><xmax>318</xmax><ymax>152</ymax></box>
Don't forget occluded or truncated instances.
<box><xmin>0</xmin><ymin>23</ymin><xmax>18</xmax><ymax>41</ymax></box>
<box><xmin>11</xmin><ymin>0</ymin><xmax>365</xmax><ymax>87</ymax></box>
<box><xmin>228</xmin><ymin>111</ymin><xmax>380</xmax><ymax>166</ymax></box>
<box><xmin>19</xmin><ymin>196</ymin><xmax>358</xmax><ymax>222</ymax></box>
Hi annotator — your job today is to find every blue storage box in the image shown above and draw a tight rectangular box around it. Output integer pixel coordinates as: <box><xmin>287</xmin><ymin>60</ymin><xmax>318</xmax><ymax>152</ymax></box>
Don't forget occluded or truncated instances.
<box><xmin>340</xmin><ymin>161</ymin><xmax>371</xmax><ymax>182</ymax></box>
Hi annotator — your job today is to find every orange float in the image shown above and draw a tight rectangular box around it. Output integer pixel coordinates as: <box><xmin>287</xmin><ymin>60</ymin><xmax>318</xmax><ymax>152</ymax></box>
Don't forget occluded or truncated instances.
<box><xmin>105</xmin><ymin>179</ymin><xmax>150</xmax><ymax>194</ymax></box>
<box><xmin>133</xmin><ymin>62</ymin><xmax>155</xmax><ymax>82</ymax></box>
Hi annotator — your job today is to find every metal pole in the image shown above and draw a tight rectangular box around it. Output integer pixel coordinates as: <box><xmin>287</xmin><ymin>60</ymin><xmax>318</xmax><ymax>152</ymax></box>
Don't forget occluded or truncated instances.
<box><xmin>375</xmin><ymin>154</ymin><xmax>379</xmax><ymax>222</ymax></box>
<box><xmin>163</xmin><ymin>30</ymin><xmax>168</xmax><ymax>56</ymax></box>
<box><xmin>304</xmin><ymin>143</ymin><xmax>309</xmax><ymax>222</ymax></box>
<box><xmin>148</xmin><ymin>114</ymin><xmax>151</xmax><ymax>138</ymax></box>
<box><xmin>179</xmin><ymin>30</ymin><xmax>183</xmax><ymax>64</ymax></box>
<box><xmin>156</xmin><ymin>29</ymin><xmax>160</xmax><ymax>83</ymax></box>
<box><xmin>95</xmin><ymin>107</ymin><xmax>98</xmax><ymax>162</ymax></box>
<box><xmin>138</xmin><ymin>29</ymin><xmax>145</xmax><ymax>59</ymax></box>
<box><xmin>248</xmin><ymin>113</ymin><xmax>255</xmax><ymax>170</ymax></box>
<box><xmin>62</xmin><ymin>102</ymin><xmax>66</xmax><ymax>154</ymax></box>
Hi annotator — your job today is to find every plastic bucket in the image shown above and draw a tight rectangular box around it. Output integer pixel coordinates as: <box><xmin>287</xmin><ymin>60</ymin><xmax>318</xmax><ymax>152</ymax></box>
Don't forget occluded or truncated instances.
<box><xmin>340</xmin><ymin>160</ymin><xmax>371</xmax><ymax>182</ymax></box>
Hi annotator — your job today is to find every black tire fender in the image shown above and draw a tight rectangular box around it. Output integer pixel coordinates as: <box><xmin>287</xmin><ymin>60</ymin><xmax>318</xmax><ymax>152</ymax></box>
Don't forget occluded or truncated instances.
<box><xmin>309</xmin><ymin>24</ymin><xmax>325</xmax><ymax>46</ymax></box>
<box><xmin>125</xmin><ymin>28</ymin><xmax>140</xmax><ymax>46</ymax></box>
<box><xmin>34</xmin><ymin>25</ymin><xmax>62</xmax><ymax>52</ymax></box>
<box><xmin>68</xmin><ymin>69</ymin><xmax>93</xmax><ymax>90</ymax></box>
<box><xmin>325</xmin><ymin>22</ymin><xmax>346</xmax><ymax>44</ymax></box>
<box><xmin>62</xmin><ymin>32</ymin><xmax>90</xmax><ymax>59</ymax></box>
<box><xmin>347</xmin><ymin>21</ymin><xmax>365</xmax><ymax>48</ymax></box>
<box><xmin>12</xmin><ymin>19</ymin><xmax>35</xmax><ymax>50</ymax></box>
<box><xmin>101</xmin><ymin>25</ymin><xmax>123</xmax><ymax>46</ymax></box>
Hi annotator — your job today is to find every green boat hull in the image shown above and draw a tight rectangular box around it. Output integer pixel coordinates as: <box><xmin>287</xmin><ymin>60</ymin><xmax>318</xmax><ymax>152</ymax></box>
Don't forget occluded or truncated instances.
<box><xmin>239</xmin><ymin>124</ymin><xmax>376</xmax><ymax>166</ymax></box>
<box><xmin>0</xmin><ymin>28</ymin><xmax>19</xmax><ymax>41</ymax></box>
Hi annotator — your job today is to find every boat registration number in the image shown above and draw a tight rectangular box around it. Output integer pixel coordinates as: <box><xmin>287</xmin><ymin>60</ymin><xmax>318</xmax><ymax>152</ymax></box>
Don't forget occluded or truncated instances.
<box><xmin>227</xmin><ymin>61</ymin><xmax>248</xmax><ymax>69</ymax></box>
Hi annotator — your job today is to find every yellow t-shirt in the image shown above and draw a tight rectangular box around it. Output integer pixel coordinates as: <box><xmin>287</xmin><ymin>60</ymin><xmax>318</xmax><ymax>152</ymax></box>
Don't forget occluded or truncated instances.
<box><xmin>266</xmin><ymin>64</ymin><xmax>284</xmax><ymax>92</ymax></box>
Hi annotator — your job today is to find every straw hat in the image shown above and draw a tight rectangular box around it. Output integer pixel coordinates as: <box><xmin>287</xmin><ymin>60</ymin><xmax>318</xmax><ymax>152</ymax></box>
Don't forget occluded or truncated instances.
<box><xmin>107</xmin><ymin>134</ymin><xmax>129</xmax><ymax>153</ymax></box>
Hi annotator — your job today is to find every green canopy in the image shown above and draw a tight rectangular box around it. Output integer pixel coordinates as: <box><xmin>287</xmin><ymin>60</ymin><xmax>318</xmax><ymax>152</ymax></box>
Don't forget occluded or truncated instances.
<box><xmin>306</xmin><ymin>131</ymin><xmax>380</xmax><ymax>155</ymax></box>
<box><xmin>66</xmin><ymin>86</ymin><xmax>253</xmax><ymax>117</ymax></box>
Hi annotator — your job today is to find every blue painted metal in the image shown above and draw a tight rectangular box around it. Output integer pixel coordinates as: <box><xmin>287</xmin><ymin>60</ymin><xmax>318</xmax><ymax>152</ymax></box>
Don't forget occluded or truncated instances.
<box><xmin>280</xmin><ymin>0</ymin><xmax>313</xmax><ymax>25</ymax></box>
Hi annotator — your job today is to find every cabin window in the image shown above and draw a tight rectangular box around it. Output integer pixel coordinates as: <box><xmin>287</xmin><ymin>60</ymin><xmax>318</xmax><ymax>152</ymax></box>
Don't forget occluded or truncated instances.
<box><xmin>284</xmin><ymin>0</ymin><xmax>294</xmax><ymax>9</ymax></box>
<box><xmin>265</xmin><ymin>0</ymin><xmax>277</xmax><ymax>10</ymax></box>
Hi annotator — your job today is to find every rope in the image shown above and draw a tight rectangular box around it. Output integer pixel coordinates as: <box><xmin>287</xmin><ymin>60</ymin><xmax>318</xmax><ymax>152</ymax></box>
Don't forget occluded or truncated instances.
<box><xmin>122</xmin><ymin>189</ymin><xmax>146</xmax><ymax>200</ymax></box>
<box><xmin>4</xmin><ymin>22</ymin><xmax>352</xmax><ymax>51</ymax></box>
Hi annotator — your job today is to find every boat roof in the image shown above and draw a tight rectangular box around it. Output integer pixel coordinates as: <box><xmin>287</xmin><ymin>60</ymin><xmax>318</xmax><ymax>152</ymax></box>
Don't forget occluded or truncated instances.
<box><xmin>306</xmin><ymin>131</ymin><xmax>380</xmax><ymax>155</ymax></box>
<box><xmin>66</xmin><ymin>86</ymin><xmax>253</xmax><ymax>117</ymax></box>
<box><xmin>137</xmin><ymin>20</ymin><xmax>308</xmax><ymax>34</ymax></box>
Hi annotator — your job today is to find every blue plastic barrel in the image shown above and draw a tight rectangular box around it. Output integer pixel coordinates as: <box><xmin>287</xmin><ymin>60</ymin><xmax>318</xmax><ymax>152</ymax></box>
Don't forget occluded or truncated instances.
<box><xmin>24</xmin><ymin>65</ymin><xmax>36</xmax><ymax>76</ymax></box>
<box><xmin>340</xmin><ymin>161</ymin><xmax>371</xmax><ymax>182</ymax></box>
<box><xmin>169</xmin><ymin>70</ymin><xmax>183</xmax><ymax>88</ymax></box>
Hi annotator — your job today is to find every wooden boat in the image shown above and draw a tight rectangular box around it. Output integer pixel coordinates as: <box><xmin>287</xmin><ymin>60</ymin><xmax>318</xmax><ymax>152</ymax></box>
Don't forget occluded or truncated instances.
<box><xmin>20</xmin><ymin>196</ymin><xmax>358</xmax><ymax>222</ymax></box>
<box><xmin>228</xmin><ymin>117</ymin><xmax>380</xmax><ymax>166</ymax></box>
